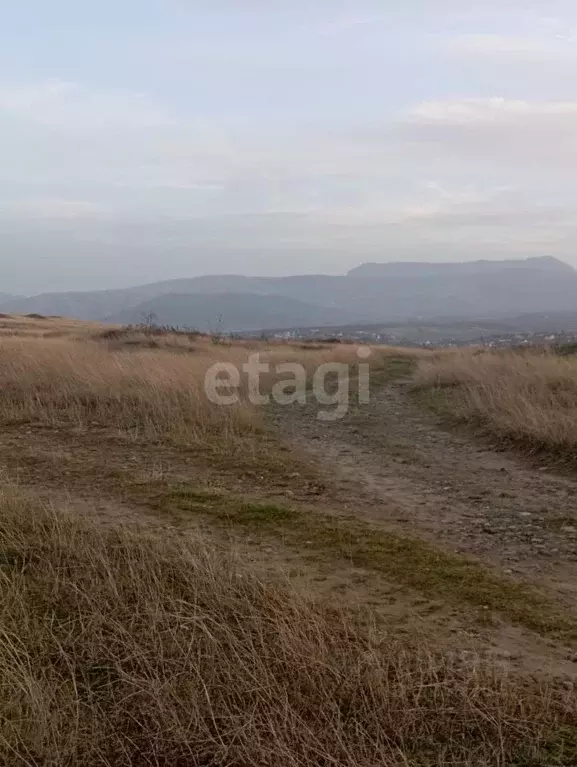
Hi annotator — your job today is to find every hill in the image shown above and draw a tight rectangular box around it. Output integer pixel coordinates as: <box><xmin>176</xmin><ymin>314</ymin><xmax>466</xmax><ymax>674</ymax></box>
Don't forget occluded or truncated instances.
<box><xmin>109</xmin><ymin>292</ymin><xmax>368</xmax><ymax>331</ymax></box>
<box><xmin>0</xmin><ymin>292</ymin><xmax>23</xmax><ymax>306</ymax></box>
<box><xmin>3</xmin><ymin>256</ymin><xmax>577</xmax><ymax>330</ymax></box>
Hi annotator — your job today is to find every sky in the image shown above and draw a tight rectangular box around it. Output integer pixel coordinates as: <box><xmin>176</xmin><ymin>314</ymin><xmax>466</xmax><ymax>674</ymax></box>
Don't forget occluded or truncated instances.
<box><xmin>2</xmin><ymin>1</ymin><xmax>577</xmax><ymax>293</ymax></box>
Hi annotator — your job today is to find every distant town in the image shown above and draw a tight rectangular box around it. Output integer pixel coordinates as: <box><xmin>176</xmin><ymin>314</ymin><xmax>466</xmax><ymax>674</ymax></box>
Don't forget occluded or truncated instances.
<box><xmin>243</xmin><ymin>317</ymin><xmax>577</xmax><ymax>349</ymax></box>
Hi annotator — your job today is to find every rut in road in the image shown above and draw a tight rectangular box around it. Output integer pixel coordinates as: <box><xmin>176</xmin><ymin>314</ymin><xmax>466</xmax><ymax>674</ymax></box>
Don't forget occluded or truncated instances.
<box><xmin>272</xmin><ymin>380</ymin><xmax>577</xmax><ymax>599</ymax></box>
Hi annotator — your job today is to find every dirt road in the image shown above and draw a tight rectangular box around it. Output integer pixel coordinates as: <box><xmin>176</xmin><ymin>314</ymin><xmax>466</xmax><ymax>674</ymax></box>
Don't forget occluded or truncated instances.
<box><xmin>273</xmin><ymin>378</ymin><xmax>577</xmax><ymax>599</ymax></box>
<box><xmin>3</xmin><ymin>371</ymin><xmax>577</xmax><ymax>676</ymax></box>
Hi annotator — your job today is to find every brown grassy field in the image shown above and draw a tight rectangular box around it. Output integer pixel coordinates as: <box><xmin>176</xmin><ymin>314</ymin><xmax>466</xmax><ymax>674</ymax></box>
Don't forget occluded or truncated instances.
<box><xmin>0</xmin><ymin>315</ymin><xmax>577</xmax><ymax>765</ymax></box>
<box><xmin>2</xmin><ymin>488</ymin><xmax>576</xmax><ymax>766</ymax></box>
<box><xmin>415</xmin><ymin>347</ymin><xmax>577</xmax><ymax>459</ymax></box>
<box><xmin>0</xmin><ymin>318</ymin><xmax>373</xmax><ymax>460</ymax></box>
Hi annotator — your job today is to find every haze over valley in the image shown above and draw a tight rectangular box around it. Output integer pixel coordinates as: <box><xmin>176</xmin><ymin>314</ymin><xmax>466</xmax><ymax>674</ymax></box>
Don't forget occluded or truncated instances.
<box><xmin>3</xmin><ymin>255</ymin><xmax>576</xmax><ymax>334</ymax></box>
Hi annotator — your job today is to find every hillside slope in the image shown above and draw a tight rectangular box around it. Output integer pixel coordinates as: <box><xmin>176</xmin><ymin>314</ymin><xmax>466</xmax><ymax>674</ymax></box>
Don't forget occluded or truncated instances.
<box><xmin>107</xmin><ymin>292</ymin><xmax>367</xmax><ymax>331</ymax></box>
<box><xmin>3</xmin><ymin>256</ymin><xmax>576</xmax><ymax>329</ymax></box>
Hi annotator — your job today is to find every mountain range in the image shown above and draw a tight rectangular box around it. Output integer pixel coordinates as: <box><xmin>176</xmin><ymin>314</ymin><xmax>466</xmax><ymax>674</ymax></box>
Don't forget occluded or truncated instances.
<box><xmin>2</xmin><ymin>256</ymin><xmax>576</xmax><ymax>332</ymax></box>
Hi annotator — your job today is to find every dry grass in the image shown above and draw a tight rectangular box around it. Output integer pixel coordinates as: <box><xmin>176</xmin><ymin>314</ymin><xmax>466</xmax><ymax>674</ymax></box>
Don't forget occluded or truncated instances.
<box><xmin>0</xmin><ymin>336</ymin><xmax>258</xmax><ymax>448</ymax></box>
<box><xmin>2</xmin><ymin>317</ymin><xmax>576</xmax><ymax>764</ymax></box>
<box><xmin>0</xmin><ymin>321</ymin><xmax>392</xmax><ymax>455</ymax></box>
<box><xmin>166</xmin><ymin>487</ymin><xmax>574</xmax><ymax>637</ymax></box>
<box><xmin>0</xmin><ymin>313</ymin><xmax>104</xmax><ymax>340</ymax></box>
<box><xmin>0</xmin><ymin>488</ymin><xmax>576</xmax><ymax>766</ymax></box>
<box><xmin>415</xmin><ymin>347</ymin><xmax>577</xmax><ymax>458</ymax></box>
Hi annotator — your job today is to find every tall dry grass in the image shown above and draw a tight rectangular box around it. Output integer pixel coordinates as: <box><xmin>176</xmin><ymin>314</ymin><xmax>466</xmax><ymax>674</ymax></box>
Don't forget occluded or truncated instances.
<box><xmin>0</xmin><ymin>330</ymin><xmax>385</xmax><ymax>452</ymax></box>
<box><xmin>0</xmin><ymin>336</ymin><xmax>256</xmax><ymax>448</ymax></box>
<box><xmin>0</xmin><ymin>488</ymin><xmax>574</xmax><ymax>766</ymax></box>
<box><xmin>416</xmin><ymin>347</ymin><xmax>577</xmax><ymax>456</ymax></box>
<box><xmin>0</xmin><ymin>313</ymin><xmax>104</xmax><ymax>340</ymax></box>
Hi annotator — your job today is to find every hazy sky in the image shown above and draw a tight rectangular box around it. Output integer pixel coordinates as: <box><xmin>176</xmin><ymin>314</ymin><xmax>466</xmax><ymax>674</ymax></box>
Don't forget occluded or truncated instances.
<box><xmin>2</xmin><ymin>1</ymin><xmax>577</xmax><ymax>293</ymax></box>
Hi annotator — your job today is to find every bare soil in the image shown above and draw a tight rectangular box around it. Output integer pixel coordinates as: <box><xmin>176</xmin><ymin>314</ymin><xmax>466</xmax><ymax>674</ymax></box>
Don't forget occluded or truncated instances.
<box><xmin>272</xmin><ymin>379</ymin><xmax>577</xmax><ymax>597</ymax></box>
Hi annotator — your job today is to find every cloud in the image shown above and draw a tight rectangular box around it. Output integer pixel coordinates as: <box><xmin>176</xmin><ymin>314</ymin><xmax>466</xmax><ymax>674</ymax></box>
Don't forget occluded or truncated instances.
<box><xmin>3</xmin><ymin>77</ymin><xmax>577</xmax><ymax>287</ymax></box>
<box><xmin>445</xmin><ymin>32</ymin><xmax>577</xmax><ymax>61</ymax></box>
<box><xmin>0</xmin><ymin>80</ymin><xmax>172</xmax><ymax>130</ymax></box>
<box><xmin>0</xmin><ymin>80</ymin><xmax>77</xmax><ymax>111</ymax></box>
<box><xmin>0</xmin><ymin>80</ymin><xmax>404</xmax><ymax>217</ymax></box>
<box><xmin>0</xmin><ymin>198</ymin><xmax>111</xmax><ymax>220</ymax></box>
<box><xmin>317</xmin><ymin>13</ymin><xmax>381</xmax><ymax>36</ymax></box>
<box><xmin>408</xmin><ymin>97</ymin><xmax>577</xmax><ymax>123</ymax></box>
<box><xmin>403</xmin><ymin>98</ymin><xmax>577</xmax><ymax>173</ymax></box>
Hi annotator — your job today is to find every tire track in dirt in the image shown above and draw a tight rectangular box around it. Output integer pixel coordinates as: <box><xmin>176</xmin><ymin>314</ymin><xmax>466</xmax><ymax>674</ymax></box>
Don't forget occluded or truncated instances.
<box><xmin>272</xmin><ymin>380</ymin><xmax>577</xmax><ymax>600</ymax></box>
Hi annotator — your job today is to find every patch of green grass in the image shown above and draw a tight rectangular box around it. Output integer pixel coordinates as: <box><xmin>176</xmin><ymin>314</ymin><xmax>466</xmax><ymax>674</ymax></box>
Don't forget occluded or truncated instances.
<box><xmin>171</xmin><ymin>488</ymin><xmax>223</xmax><ymax>504</ymax></box>
<box><xmin>410</xmin><ymin>385</ymin><xmax>462</xmax><ymax>419</ymax></box>
<box><xmin>235</xmin><ymin>501</ymin><xmax>297</xmax><ymax>525</ymax></box>
<box><xmin>514</xmin><ymin>726</ymin><xmax>577</xmax><ymax>766</ymax></box>
<box><xmin>371</xmin><ymin>355</ymin><xmax>417</xmax><ymax>386</ymax></box>
<box><xmin>553</xmin><ymin>342</ymin><xmax>577</xmax><ymax>357</ymax></box>
<box><xmin>166</xmin><ymin>486</ymin><xmax>575</xmax><ymax>638</ymax></box>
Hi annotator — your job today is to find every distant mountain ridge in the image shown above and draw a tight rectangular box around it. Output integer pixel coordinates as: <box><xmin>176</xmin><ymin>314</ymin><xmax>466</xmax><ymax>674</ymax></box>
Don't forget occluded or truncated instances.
<box><xmin>347</xmin><ymin>255</ymin><xmax>574</xmax><ymax>277</ymax></box>
<box><xmin>111</xmin><ymin>293</ymin><xmax>367</xmax><ymax>332</ymax></box>
<box><xmin>0</xmin><ymin>293</ymin><xmax>23</xmax><ymax>307</ymax></box>
<box><xmin>2</xmin><ymin>256</ymin><xmax>576</xmax><ymax>332</ymax></box>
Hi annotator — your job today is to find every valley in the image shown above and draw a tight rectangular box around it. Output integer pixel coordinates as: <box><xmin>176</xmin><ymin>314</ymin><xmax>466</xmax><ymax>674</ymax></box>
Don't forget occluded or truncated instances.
<box><xmin>3</xmin><ymin>256</ymin><xmax>576</xmax><ymax>335</ymax></box>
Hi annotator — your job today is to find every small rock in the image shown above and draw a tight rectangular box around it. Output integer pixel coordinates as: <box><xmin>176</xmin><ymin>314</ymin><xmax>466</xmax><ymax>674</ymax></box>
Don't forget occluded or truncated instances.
<box><xmin>562</xmin><ymin>526</ymin><xmax>577</xmax><ymax>534</ymax></box>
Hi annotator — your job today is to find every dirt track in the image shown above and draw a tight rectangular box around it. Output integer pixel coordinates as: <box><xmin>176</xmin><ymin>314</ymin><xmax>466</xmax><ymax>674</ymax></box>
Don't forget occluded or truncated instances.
<box><xmin>273</xmin><ymin>378</ymin><xmax>577</xmax><ymax>600</ymax></box>
<box><xmin>3</xmin><ymin>372</ymin><xmax>577</xmax><ymax>676</ymax></box>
